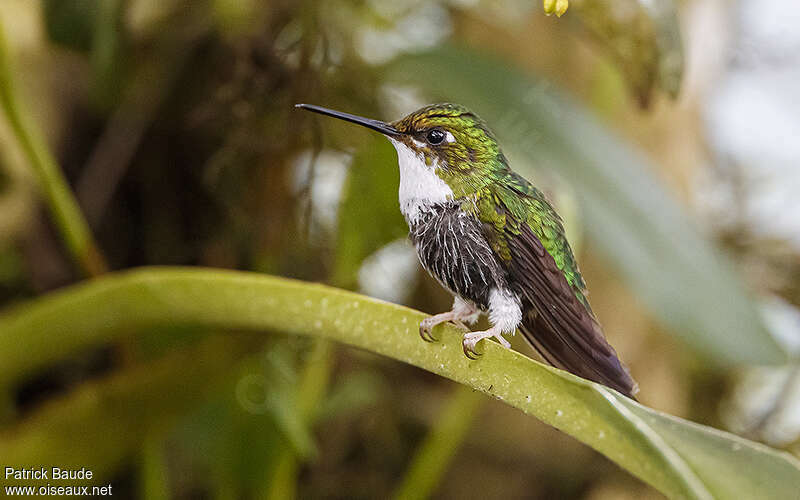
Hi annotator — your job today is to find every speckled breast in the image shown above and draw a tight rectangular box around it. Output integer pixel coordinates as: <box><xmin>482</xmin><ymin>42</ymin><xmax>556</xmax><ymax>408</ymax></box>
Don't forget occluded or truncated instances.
<box><xmin>407</xmin><ymin>202</ymin><xmax>509</xmax><ymax>308</ymax></box>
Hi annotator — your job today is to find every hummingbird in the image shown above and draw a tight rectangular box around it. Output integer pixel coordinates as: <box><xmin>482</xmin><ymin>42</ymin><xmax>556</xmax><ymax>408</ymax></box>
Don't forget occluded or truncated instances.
<box><xmin>296</xmin><ymin>102</ymin><xmax>638</xmax><ymax>399</ymax></box>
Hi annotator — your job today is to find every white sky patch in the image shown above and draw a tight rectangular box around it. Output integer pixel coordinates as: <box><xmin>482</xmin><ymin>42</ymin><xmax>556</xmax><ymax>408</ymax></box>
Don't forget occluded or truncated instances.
<box><xmin>695</xmin><ymin>2</ymin><xmax>800</xmax><ymax>447</ymax></box>
<box><xmin>380</xmin><ymin>85</ymin><xmax>428</xmax><ymax>118</ymax></box>
<box><xmin>738</xmin><ymin>0</ymin><xmax>800</xmax><ymax>60</ymax></box>
<box><xmin>358</xmin><ymin>239</ymin><xmax>420</xmax><ymax>303</ymax></box>
<box><xmin>761</xmin><ymin>296</ymin><xmax>800</xmax><ymax>356</ymax></box>
<box><xmin>698</xmin><ymin>1</ymin><xmax>800</xmax><ymax>250</ymax></box>
<box><xmin>723</xmin><ymin>365</ymin><xmax>800</xmax><ymax>447</ymax></box>
<box><xmin>290</xmin><ymin>150</ymin><xmax>350</xmax><ymax>237</ymax></box>
<box><xmin>356</xmin><ymin>2</ymin><xmax>452</xmax><ymax>64</ymax></box>
<box><xmin>722</xmin><ymin>298</ymin><xmax>800</xmax><ymax>447</ymax></box>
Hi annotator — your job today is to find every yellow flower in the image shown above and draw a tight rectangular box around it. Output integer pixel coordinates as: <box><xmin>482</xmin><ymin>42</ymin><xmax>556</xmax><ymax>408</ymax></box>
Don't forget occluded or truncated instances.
<box><xmin>543</xmin><ymin>0</ymin><xmax>569</xmax><ymax>17</ymax></box>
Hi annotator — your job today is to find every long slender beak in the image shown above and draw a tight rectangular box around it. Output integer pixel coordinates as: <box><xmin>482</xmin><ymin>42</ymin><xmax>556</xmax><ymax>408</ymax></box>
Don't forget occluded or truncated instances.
<box><xmin>295</xmin><ymin>104</ymin><xmax>401</xmax><ymax>137</ymax></box>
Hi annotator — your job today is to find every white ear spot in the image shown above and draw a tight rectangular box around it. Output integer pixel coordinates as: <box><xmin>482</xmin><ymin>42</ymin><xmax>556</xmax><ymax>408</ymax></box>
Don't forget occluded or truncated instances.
<box><xmin>444</xmin><ymin>131</ymin><xmax>456</xmax><ymax>143</ymax></box>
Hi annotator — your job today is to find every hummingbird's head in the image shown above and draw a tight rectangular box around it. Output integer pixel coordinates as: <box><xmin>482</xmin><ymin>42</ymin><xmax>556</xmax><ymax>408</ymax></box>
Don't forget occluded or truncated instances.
<box><xmin>296</xmin><ymin>102</ymin><xmax>504</xmax><ymax>220</ymax></box>
<box><xmin>386</xmin><ymin>103</ymin><xmax>500</xmax><ymax>171</ymax></box>
<box><xmin>296</xmin><ymin>102</ymin><xmax>501</xmax><ymax>179</ymax></box>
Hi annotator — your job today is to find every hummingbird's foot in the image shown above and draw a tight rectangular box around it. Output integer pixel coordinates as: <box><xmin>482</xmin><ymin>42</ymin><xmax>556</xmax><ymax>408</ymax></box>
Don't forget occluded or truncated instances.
<box><xmin>419</xmin><ymin>312</ymin><xmax>470</xmax><ymax>342</ymax></box>
<box><xmin>462</xmin><ymin>327</ymin><xmax>511</xmax><ymax>359</ymax></box>
<box><xmin>419</xmin><ymin>297</ymin><xmax>480</xmax><ymax>342</ymax></box>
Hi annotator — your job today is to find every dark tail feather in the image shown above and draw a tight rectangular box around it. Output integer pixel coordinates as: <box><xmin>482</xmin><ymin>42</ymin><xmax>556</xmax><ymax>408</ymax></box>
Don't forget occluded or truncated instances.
<box><xmin>520</xmin><ymin>314</ymin><xmax>639</xmax><ymax>400</ymax></box>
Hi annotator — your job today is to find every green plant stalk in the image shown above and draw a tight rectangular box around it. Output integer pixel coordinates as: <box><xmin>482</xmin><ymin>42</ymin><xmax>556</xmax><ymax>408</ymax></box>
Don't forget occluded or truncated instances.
<box><xmin>0</xmin><ymin>22</ymin><xmax>107</xmax><ymax>276</ymax></box>
<box><xmin>393</xmin><ymin>385</ymin><xmax>486</xmax><ymax>500</ymax></box>
<box><xmin>140</xmin><ymin>432</ymin><xmax>170</xmax><ymax>500</ymax></box>
<box><xmin>0</xmin><ymin>267</ymin><xmax>799</xmax><ymax>499</ymax></box>
<box><xmin>263</xmin><ymin>339</ymin><xmax>334</xmax><ymax>500</ymax></box>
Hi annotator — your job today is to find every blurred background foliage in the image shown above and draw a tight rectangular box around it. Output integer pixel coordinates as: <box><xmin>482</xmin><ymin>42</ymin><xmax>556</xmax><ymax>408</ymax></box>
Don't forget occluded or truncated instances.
<box><xmin>0</xmin><ymin>0</ymin><xmax>799</xmax><ymax>498</ymax></box>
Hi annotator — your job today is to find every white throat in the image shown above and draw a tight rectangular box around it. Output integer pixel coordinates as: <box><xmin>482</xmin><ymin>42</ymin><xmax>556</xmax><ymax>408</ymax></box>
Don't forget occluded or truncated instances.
<box><xmin>389</xmin><ymin>139</ymin><xmax>453</xmax><ymax>224</ymax></box>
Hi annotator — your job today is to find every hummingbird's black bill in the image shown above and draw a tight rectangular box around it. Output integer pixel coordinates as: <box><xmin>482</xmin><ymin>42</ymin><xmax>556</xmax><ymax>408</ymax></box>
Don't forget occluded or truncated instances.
<box><xmin>295</xmin><ymin>104</ymin><xmax>401</xmax><ymax>137</ymax></box>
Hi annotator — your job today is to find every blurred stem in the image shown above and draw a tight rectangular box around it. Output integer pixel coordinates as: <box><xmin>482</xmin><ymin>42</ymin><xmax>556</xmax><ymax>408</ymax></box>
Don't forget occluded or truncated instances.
<box><xmin>263</xmin><ymin>339</ymin><xmax>333</xmax><ymax>500</ymax></box>
<box><xmin>140</xmin><ymin>432</ymin><xmax>170</xmax><ymax>500</ymax></box>
<box><xmin>393</xmin><ymin>385</ymin><xmax>485</xmax><ymax>500</ymax></box>
<box><xmin>0</xmin><ymin>22</ymin><xmax>107</xmax><ymax>276</ymax></box>
<box><xmin>90</xmin><ymin>0</ymin><xmax>124</xmax><ymax>109</ymax></box>
<box><xmin>76</xmin><ymin>11</ymin><xmax>207</xmax><ymax>225</ymax></box>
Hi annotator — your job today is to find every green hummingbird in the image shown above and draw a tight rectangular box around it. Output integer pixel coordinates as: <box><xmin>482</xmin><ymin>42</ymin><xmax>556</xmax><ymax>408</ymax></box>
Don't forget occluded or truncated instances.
<box><xmin>296</xmin><ymin>102</ymin><xmax>638</xmax><ymax>398</ymax></box>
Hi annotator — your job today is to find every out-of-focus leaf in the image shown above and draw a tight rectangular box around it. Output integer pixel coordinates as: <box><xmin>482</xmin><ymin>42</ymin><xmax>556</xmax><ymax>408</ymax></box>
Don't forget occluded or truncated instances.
<box><xmin>43</xmin><ymin>0</ymin><xmax>95</xmax><ymax>51</ymax></box>
<box><xmin>569</xmin><ymin>0</ymin><xmax>683</xmax><ymax>105</ymax></box>
<box><xmin>43</xmin><ymin>0</ymin><xmax>126</xmax><ymax>109</ymax></box>
<box><xmin>385</xmin><ymin>46</ymin><xmax>784</xmax><ymax>366</ymax></box>
<box><xmin>256</xmin><ymin>344</ymin><xmax>318</xmax><ymax>459</ymax></box>
<box><xmin>393</xmin><ymin>385</ymin><xmax>485</xmax><ymax>500</ymax></box>
<box><xmin>0</xmin><ymin>336</ymin><xmax>250</xmax><ymax>479</ymax></box>
<box><xmin>0</xmin><ymin>268</ymin><xmax>798</xmax><ymax>499</ymax></box>
<box><xmin>140</xmin><ymin>433</ymin><xmax>170</xmax><ymax>500</ymax></box>
<box><xmin>177</xmin><ymin>342</ymin><xmax>327</xmax><ymax>498</ymax></box>
<box><xmin>175</xmin><ymin>378</ymin><xmax>286</xmax><ymax>498</ymax></box>
<box><xmin>261</xmin><ymin>339</ymin><xmax>333</xmax><ymax>500</ymax></box>
<box><xmin>332</xmin><ymin>136</ymin><xmax>407</xmax><ymax>288</ymax></box>
<box><xmin>319</xmin><ymin>369</ymin><xmax>384</xmax><ymax>419</ymax></box>
<box><xmin>91</xmin><ymin>0</ymin><xmax>126</xmax><ymax>109</ymax></box>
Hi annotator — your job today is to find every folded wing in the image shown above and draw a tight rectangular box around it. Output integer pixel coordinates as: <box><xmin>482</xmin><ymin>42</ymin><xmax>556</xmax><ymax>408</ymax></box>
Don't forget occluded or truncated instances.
<box><xmin>502</xmin><ymin>221</ymin><xmax>638</xmax><ymax>399</ymax></box>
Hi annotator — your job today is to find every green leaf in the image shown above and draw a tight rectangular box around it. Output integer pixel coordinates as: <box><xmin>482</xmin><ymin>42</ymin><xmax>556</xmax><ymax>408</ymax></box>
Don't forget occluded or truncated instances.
<box><xmin>0</xmin><ymin>335</ymin><xmax>250</xmax><ymax>479</ymax></box>
<box><xmin>42</xmin><ymin>0</ymin><xmax>96</xmax><ymax>52</ymax></box>
<box><xmin>384</xmin><ymin>46</ymin><xmax>785</xmax><ymax>366</ymax></box>
<box><xmin>393</xmin><ymin>385</ymin><xmax>485</xmax><ymax>500</ymax></box>
<box><xmin>332</xmin><ymin>136</ymin><xmax>408</xmax><ymax>288</ymax></box>
<box><xmin>0</xmin><ymin>267</ymin><xmax>797</xmax><ymax>498</ymax></box>
<box><xmin>569</xmin><ymin>0</ymin><xmax>684</xmax><ymax>105</ymax></box>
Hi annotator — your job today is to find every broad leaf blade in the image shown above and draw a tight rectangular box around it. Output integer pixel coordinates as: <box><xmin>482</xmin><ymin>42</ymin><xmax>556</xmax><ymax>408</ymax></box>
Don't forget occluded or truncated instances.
<box><xmin>384</xmin><ymin>46</ymin><xmax>784</xmax><ymax>365</ymax></box>
<box><xmin>620</xmin><ymin>398</ymin><xmax>800</xmax><ymax>499</ymax></box>
<box><xmin>0</xmin><ymin>268</ymin><xmax>797</xmax><ymax>498</ymax></box>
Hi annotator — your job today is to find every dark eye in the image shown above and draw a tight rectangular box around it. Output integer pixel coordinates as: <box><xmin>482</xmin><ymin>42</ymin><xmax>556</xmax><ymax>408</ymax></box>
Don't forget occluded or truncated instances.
<box><xmin>426</xmin><ymin>128</ymin><xmax>446</xmax><ymax>145</ymax></box>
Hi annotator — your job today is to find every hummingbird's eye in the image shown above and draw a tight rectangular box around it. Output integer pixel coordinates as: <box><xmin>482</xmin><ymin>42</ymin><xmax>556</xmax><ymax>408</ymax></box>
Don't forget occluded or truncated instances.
<box><xmin>426</xmin><ymin>128</ymin><xmax>446</xmax><ymax>145</ymax></box>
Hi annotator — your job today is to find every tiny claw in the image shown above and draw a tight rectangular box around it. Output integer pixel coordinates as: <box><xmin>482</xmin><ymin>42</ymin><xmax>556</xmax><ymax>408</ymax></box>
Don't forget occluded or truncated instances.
<box><xmin>419</xmin><ymin>324</ymin><xmax>434</xmax><ymax>342</ymax></box>
<box><xmin>462</xmin><ymin>338</ymin><xmax>482</xmax><ymax>359</ymax></box>
<box><xmin>419</xmin><ymin>318</ymin><xmax>438</xmax><ymax>343</ymax></box>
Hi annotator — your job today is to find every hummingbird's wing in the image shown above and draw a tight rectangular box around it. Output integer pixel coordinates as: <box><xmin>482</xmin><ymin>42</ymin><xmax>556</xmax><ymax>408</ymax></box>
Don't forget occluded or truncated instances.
<box><xmin>480</xmin><ymin>175</ymin><xmax>638</xmax><ymax>399</ymax></box>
